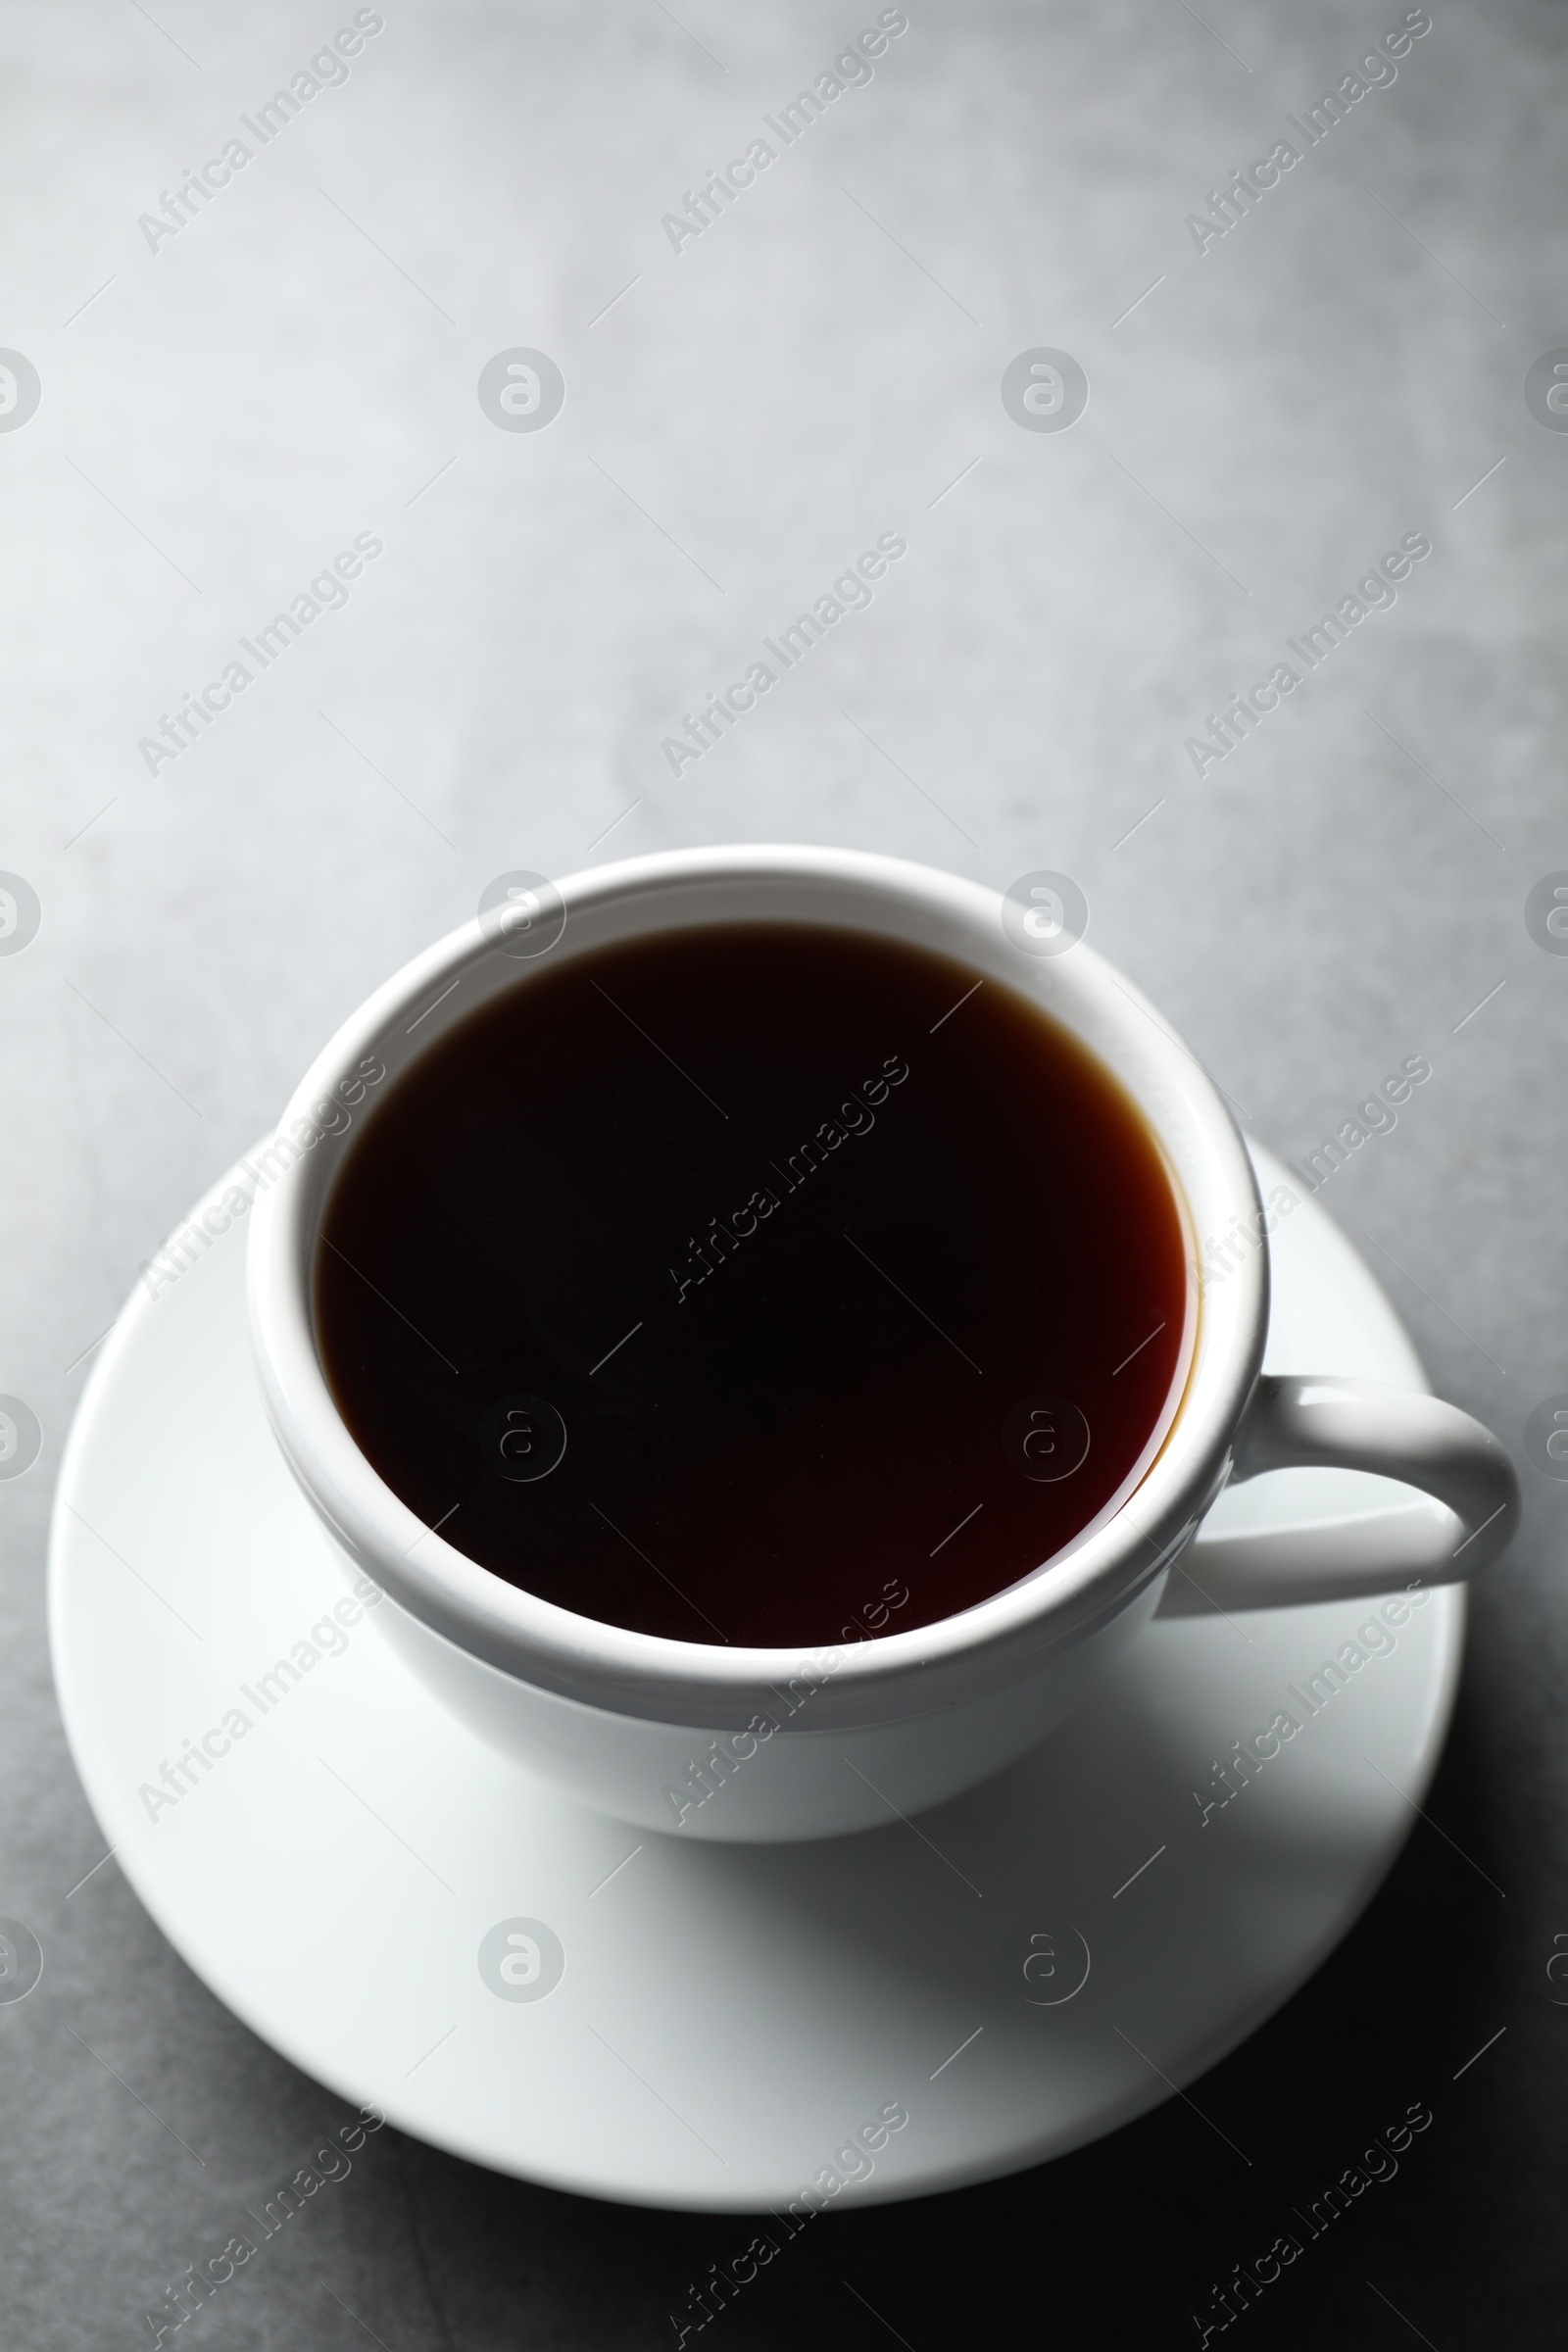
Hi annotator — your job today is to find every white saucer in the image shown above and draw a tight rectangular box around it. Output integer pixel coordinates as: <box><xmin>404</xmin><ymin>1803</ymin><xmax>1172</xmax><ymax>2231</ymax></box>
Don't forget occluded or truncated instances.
<box><xmin>50</xmin><ymin>1144</ymin><xmax>1461</xmax><ymax>2211</ymax></box>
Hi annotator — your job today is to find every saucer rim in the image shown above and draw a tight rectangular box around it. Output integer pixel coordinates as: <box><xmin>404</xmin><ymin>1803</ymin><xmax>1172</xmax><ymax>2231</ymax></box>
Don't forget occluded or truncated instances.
<box><xmin>48</xmin><ymin>1138</ymin><xmax>1464</xmax><ymax>2210</ymax></box>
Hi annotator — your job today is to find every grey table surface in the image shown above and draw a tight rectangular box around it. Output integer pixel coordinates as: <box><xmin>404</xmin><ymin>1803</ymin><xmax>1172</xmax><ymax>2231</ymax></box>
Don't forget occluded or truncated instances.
<box><xmin>3</xmin><ymin>0</ymin><xmax>1565</xmax><ymax>2344</ymax></box>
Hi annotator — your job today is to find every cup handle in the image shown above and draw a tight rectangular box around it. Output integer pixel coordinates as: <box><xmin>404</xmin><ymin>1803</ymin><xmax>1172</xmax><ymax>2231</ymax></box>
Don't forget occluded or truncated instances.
<box><xmin>1156</xmin><ymin>1374</ymin><xmax>1520</xmax><ymax>1617</ymax></box>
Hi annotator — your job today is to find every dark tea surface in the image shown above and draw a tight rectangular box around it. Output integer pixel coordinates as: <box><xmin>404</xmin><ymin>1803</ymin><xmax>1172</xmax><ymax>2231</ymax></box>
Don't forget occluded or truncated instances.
<box><xmin>315</xmin><ymin>924</ymin><xmax>1188</xmax><ymax>1648</ymax></box>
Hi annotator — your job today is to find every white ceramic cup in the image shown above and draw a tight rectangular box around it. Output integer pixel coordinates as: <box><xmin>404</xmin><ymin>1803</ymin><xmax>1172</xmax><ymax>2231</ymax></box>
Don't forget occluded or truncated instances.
<box><xmin>247</xmin><ymin>846</ymin><xmax>1518</xmax><ymax>1842</ymax></box>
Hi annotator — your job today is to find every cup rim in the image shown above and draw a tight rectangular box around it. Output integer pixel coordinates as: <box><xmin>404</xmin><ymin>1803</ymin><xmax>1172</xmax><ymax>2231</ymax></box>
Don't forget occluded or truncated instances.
<box><xmin>246</xmin><ymin>845</ymin><xmax>1267</xmax><ymax>1730</ymax></box>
